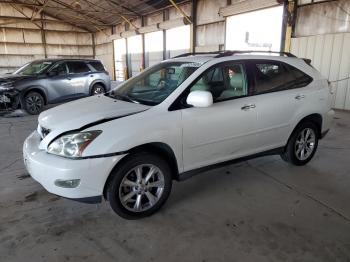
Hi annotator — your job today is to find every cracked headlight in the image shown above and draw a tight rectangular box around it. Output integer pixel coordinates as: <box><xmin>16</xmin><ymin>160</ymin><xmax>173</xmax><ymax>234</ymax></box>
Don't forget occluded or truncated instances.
<box><xmin>0</xmin><ymin>82</ymin><xmax>14</xmax><ymax>91</ymax></box>
<box><xmin>47</xmin><ymin>130</ymin><xmax>102</xmax><ymax>158</ymax></box>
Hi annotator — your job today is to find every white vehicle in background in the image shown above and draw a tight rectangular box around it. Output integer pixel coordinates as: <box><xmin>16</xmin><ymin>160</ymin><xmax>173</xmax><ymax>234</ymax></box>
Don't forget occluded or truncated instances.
<box><xmin>23</xmin><ymin>51</ymin><xmax>334</xmax><ymax>219</ymax></box>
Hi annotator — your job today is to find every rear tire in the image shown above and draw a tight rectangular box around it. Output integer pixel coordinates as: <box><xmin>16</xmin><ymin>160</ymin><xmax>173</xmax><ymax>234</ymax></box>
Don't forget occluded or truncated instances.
<box><xmin>24</xmin><ymin>91</ymin><xmax>45</xmax><ymax>115</ymax></box>
<box><xmin>91</xmin><ymin>83</ymin><xmax>105</xmax><ymax>95</ymax></box>
<box><xmin>107</xmin><ymin>153</ymin><xmax>172</xmax><ymax>219</ymax></box>
<box><xmin>280</xmin><ymin>122</ymin><xmax>319</xmax><ymax>166</ymax></box>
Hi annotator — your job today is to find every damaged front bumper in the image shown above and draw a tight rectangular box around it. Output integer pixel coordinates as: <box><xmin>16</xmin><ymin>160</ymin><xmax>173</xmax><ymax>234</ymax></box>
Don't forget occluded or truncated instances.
<box><xmin>0</xmin><ymin>89</ymin><xmax>20</xmax><ymax>111</ymax></box>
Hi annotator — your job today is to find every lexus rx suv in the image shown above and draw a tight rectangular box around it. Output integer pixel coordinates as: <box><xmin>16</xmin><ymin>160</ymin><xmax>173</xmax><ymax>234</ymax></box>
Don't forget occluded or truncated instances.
<box><xmin>0</xmin><ymin>59</ymin><xmax>111</xmax><ymax>114</ymax></box>
<box><xmin>23</xmin><ymin>51</ymin><xmax>334</xmax><ymax>219</ymax></box>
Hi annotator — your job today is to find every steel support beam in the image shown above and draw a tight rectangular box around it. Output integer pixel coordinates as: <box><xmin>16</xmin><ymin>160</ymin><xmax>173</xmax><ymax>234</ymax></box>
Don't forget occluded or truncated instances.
<box><xmin>282</xmin><ymin>0</ymin><xmax>297</xmax><ymax>52</ymax></box>
<box><xmin>191</xmin><ymin>0</ymin><xmax>197</xmax><ymax>53</ymax></box>
<box><xmin>92</xmin><ymin>32</ymin><xmax>96</xmax><ymax>59</ymax></box>
<box><xmin>40</xmin><ymin>13</ymin><xmax>47</xmax><ymax>58</ymax></box>
<box><xmin>168</xmin><ymin>0</ymin><xmax>192</xmax><ymax>24</ymax></box>
<box><xmin>141</xmin><ymin>16</ymin><xmax>146</xmax><ymax>70</ymax></box>
<box><xmin>162</xmin><ymin>9</ymin><xmax>168</xmax><ymax>60</ymax></box>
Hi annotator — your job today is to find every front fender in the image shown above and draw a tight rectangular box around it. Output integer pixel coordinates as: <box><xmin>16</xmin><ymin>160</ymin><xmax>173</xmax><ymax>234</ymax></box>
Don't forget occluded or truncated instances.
<box><xmin>82</xmin><ymin>108</ymin><xmax>184</xmax><ymax>172</ymax></box>
<box><xmin>19</xmin><ymin>85</ymin><xmax>48</xmax><ymax>105</ymax></box>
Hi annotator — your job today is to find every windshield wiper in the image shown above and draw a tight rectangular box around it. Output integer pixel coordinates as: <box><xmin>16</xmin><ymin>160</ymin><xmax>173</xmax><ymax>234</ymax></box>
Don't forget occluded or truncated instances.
<box><xmin>109</xmin><ymin>92</ymin><xmax>140</xmax><ymax>104</ymax></box>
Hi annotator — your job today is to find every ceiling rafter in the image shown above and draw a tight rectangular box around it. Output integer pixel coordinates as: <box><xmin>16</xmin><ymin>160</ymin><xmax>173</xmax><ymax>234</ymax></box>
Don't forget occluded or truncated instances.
<box><xmin>86</xmin><ymin>0</ymin><xmax>139</xmax><ymax>29</ymax></box>
<box><xmin>1</xmin><ymin>0</ymin><xmax>92</xmax><ymax>32</ymax></box>
<box><xmin>48</xmin><ymin>0</ymin><xmax>109</xmax><ymax>27</ymax></box>
<box><xmin>109</xmin><ymin>0</ymin><xmax>142</xmax><ymax>17</ymax></box>
<box><xmin>0</xmin><ymin>0</ymin><xmax>190</xmax><ymax>32</ymax></box>
<box><xmin>0</xmin><ymin>0</ymin><xmax>131</xmax><ymax>15</ymax></box>
<box><xmin>31</xmin><ymin>0</ymin><xmax>49</xmax><ymax>20</ymax></box>
<box><xmin>3</xmin><ymin>0</ymin><xmax>111</xmax><ymax>33</ymax></box>
<box><xmin>9</xmin><ymin>2</ymin><xmax>42</xmax><ymax>28</ymax></box>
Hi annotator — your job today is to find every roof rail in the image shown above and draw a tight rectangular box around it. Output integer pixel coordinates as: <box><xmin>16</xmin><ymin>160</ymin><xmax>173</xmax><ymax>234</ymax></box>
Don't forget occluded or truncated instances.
<box><xmin>214</xmin><ymin>50</ymin><xmax>296</xmax><ymax>58</ymax></box>
<box><xmin>173</xmin><ymin>51</ymin><xmax>225</xmax><ymax>58</ymax></box>
<box><xmin>173</xmin><ymin>50</ymin><xmax>296</xmax><ymax>59</ymax></box>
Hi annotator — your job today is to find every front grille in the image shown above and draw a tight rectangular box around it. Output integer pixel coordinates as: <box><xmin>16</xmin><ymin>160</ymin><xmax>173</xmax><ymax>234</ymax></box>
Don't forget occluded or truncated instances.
<box><xmin>40</xmin><ymin>126</ymin><xmax>51</xmax><ymax>138</ymax></box>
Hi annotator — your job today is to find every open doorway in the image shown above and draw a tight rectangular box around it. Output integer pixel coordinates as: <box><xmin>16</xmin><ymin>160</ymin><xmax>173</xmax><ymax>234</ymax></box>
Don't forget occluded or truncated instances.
<box><xmin>225</xmin><ymin>6</ymin><xmax>284</xmax><ymax>52</ymax></box>
<box><xmin>166</xmin><ymin>25</ymin><xmax>191</xmax><ymax>58</ymax></box>
<box><xmin>113</xmin><ymin>38</ymin><xmax>126</xmax><ymax>82</ymax></box>
<box><xmin>145</xmin><ymin>31</ymin><xmax>164</xmax><ymax>67</ymax></box>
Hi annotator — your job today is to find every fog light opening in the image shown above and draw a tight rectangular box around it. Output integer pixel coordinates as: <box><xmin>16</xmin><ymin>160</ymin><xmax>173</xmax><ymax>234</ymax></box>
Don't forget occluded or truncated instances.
<box><xmin>54</xmin><ymin>179</ymin><xmax>80</xmax><ymax>188</ymax></box>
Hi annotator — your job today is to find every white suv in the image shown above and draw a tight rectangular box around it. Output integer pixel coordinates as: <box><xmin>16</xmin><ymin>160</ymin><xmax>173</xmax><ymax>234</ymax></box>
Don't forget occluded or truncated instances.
<box><xmin>23</xmin><ymin>51</ymin><xmax>334</xmax><ymax>219</ymax></box>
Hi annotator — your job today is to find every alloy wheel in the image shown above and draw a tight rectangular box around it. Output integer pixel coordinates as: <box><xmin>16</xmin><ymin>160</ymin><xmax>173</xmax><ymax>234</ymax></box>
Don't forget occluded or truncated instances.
<box><xmin>92</xmin><ymin>86</ymin><xmax>104</xmax><ymax>95</ymax></box>
<box><xmin>119</xmin><ymin>164</ymin><xmax>165</xmax><ymax>212</ymax></box>
<box><xmin>294</xmin><ymin>127</ymin><xmax>316</xmax><ymax>161</ymax></box>
<box><xmin>26</xmin><ymin>94</ymin><xmax>43</xmax><ymax>114</ymax></box>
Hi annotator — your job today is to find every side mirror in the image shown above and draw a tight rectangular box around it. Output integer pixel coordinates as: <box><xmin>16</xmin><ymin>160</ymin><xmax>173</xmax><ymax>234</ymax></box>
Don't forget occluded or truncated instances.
<box><xmin>186</xmin><ymin>90</ymin><xmax>213</xmax><ymax>108</ymax></box>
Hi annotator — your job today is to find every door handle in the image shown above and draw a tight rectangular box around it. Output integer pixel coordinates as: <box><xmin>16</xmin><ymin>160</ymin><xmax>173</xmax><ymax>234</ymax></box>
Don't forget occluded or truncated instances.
<box><xmin>241</xmin><ymin>104</ymin><xmax>256</xmax><ymax>111</ymax></box>
<box><xmin>295</xmin><ymin>94</ymin><xmax>305</xmax><ymax>100</ymax></box>
<box><xmin>90</xmin><ymin>75</ymin><xmax>94</xmax><ymax>77</ymax></box>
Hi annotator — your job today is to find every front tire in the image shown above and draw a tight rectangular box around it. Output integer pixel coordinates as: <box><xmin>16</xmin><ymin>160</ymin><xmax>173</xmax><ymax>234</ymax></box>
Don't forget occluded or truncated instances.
<box><xmin>281</xmin><ymin>122</ymin><xmax>319</xmax><ymax>166</ymax></box>
<box><xmin>24</xmin><ymin>91</ymin><xmax>45</xmax><ymax>115</ymax></box>
<box><xmin>107</xmin><ymin>153</ymin><xmax>172</xmax><ymax>219</ymax></box>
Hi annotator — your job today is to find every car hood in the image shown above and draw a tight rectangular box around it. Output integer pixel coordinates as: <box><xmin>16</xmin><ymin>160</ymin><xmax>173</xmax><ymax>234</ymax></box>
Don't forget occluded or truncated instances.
<box><xmin>38</xmin><ymin>95</ymin><xmax>150</xmax><ymax>132</ymax></box>
<box><xmin>0</xmin><ymin>74</ymin><xmax>36</xmax><ymax>84</ymax></box>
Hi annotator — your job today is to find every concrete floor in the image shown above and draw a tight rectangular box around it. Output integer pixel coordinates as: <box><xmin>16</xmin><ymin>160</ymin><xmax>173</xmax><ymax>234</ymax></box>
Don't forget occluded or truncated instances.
<box><xmin>0</xmin><ymin>110</ymin><xmax>349</xmax><ymax>262</ymax></box>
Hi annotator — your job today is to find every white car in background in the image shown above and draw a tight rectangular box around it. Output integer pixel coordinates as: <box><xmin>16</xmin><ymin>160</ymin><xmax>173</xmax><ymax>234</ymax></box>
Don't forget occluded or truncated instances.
<box><xmin>23</xmin><ymin>51</ymin><xmax>334</xmax><ymax>219</ymax></box>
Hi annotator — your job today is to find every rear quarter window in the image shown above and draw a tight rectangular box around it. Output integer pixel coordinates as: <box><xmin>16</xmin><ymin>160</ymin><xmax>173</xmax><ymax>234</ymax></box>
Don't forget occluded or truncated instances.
<box><xmin>284</xmin><ymin>64</ymin><xmax>313</xmax><ymax>89</ymax></box>
<box><xmin>88</xmin><ymin>61</ymin><xmax>105</xmax><ymax>72</ymax></box>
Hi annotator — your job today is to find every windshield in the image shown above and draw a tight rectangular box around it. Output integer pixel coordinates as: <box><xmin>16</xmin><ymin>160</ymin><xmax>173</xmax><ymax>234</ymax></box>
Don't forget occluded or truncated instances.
<box><xmin>108</xmin><ymin>61</ymin><xmax>202</xmax><ymax>106</ymax></box>
<box><xmin>14</xmin><ymin>61</ymin><xmax>53</xmax><ymax>76</ymax></box>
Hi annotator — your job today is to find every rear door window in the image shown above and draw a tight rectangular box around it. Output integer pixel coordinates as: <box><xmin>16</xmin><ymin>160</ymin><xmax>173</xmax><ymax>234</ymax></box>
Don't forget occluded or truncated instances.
<box><xmin>67</xmin><ymin>61</ymin><xmax>90</xmax><ymax>74</ymax></box>
<box><xmin>252</xmin><ymin>62</ymin><xmax>288</xmax><ymax>94</ymax></box>
<box><xmin>251</xmin><ymin>61</ymin><xmax>313</xmax><ymax>95</ymax></box>
<box><xmin>50</xmin><ymin>62</ymin><xmax>68</xmax><ymax>76</ymax></box>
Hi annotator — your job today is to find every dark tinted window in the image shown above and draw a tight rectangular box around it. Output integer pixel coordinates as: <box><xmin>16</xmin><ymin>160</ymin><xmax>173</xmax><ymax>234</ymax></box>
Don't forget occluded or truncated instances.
<box><xmin>252</xmin><ymin>62</ymin><xmax>287</xmax><ymax>94</ymax></box>
<box><xmin>67</xmin><ymin>61</ymin><xmax>90</xmax><ymax>74</ymax></box>
<box><xmin>251</xmin><ymin>61</ymin><xmax>313</xmax><ymax>95</ymax></box>
<box><xmin>284</xmin><ymin>64</ymin><xmax>313</xmax><ymax>89</ymax></box>
<box><xmin>50</xmin><ymin>62</ymin><xmax>67</xmax><ymax>76</ymax></box>
<box><xmin>88</xmin><ymin>61</ymin><xmax>105</xmax><ymax>72</ymax></box>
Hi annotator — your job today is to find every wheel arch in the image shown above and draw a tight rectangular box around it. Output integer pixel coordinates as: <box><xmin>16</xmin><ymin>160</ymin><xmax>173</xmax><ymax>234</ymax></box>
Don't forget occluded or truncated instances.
<box><xmin>289</xmin><ymin>113</ymin><xmax>323</xmax><ymax>143</ymax></box>
<box><xmin>22</xmin><ymin>87</ymin><xmax>48</xmax><ymax>105</ymax></box>
<box><xmin>89</xmin><ymin>80</ymin><xmax>107</xmax><ymax>95</ymax></box>
<box><xmin>103</xmin><ymin>142</ymin><xmax>179</xmax><ymax>200</ymax></box>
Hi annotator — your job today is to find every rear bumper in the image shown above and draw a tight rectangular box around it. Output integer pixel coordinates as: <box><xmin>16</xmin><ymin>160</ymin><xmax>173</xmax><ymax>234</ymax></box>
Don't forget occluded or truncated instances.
<box><xmin>23</xmin><ymin>131</ymin><xmax>126</xmax><ymax>200</ymax></box>
<box><xmin>322</xmin><ymin>109</ymin><xmax>334</xmax><ymax>137</ymax></box>
<box><xmin>321</xmin><ymin>129</ymin><xmax>330</xmax><ymax>139</ymax></box>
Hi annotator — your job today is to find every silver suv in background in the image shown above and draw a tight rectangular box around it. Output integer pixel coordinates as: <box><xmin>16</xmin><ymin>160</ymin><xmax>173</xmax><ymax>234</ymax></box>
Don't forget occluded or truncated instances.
<box><xmin>0</xmin><ymin>59</ymin><xmax>111</xmax><ymax>114</ymax></box>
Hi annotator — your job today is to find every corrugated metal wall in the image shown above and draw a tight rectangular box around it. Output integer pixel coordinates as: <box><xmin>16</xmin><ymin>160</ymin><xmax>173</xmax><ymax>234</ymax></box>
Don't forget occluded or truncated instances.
<box><xmin>0</xmin><ymin>3</ymin><xmax>94</xmax><ymax>74</ymax></box>
<box><xmin>196</xmin><ymin>0</ymin><xmax>226</xmax><ymax>51</ymax></box>
<box><xmin>291</xmin><ymin>34</ymin><xmax>350</xmax><ymax>110</ymax></box>
<box><xmin>291</xmin><ymin>0</ymin><xmax>350</xmax><ymax>110</ymax></box>
<box><xmin>94</xmin><ymin>29</ymin><xmax>114</xmax><ymax>79</ymax></box>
